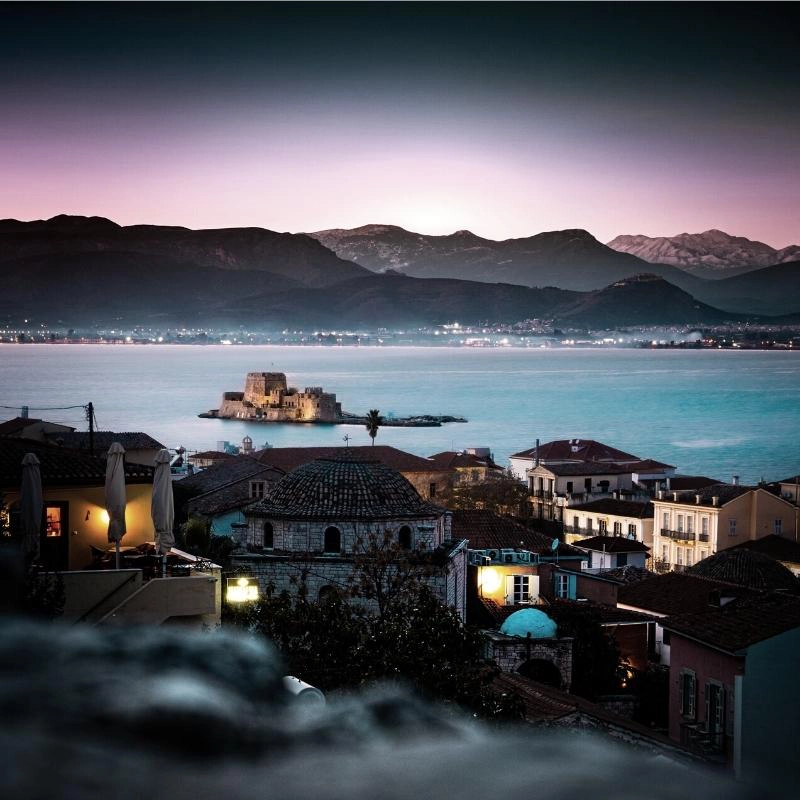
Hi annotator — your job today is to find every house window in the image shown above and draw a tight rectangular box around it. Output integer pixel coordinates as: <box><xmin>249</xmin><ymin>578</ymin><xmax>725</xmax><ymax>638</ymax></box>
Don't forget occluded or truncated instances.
<box><xmin>685</xmin><ymin>550</ymin><xmax>693</xmax><ymax>567</ymax></box>
<box><xmin>680</xmin><ymin>670</ymin><xmax>697</xmax><ymax>718</ymax></box>
<box><xmin>676</xmin><ymin>548</ymin><xmax>683</xmax><ymax>566</ymax></box>
<box><xmin>599</xmin><ymin>519</ymin><xmax>608</xmax><ymax>534</ymax></box>
<box><xmin>775</xmin><ymin>519</ymin><xmax>783</xmax><ymax>536</ymax></box>
<box><xmin>677</xmin><ymin>514</ymin><xmax>684</xmax><ymax>533</ymax></box>
<box><xmin>663</xmin><ymin>511</ymin><xmax>669</xmax><ymax>530</ymax></box>
<box><xmin>323</xmin><ymin>526</ymin><xmax>341</xmax><ymax>553</ymax></box>
<box><xmin>249</xmin><ymin>481</ymin><xmax>265</xmax><ymax>500</ymax></box>
<box><xmin>613</xmin><ymin>521</ymin><xmax>622</xmax><ymax>535</ymax></box>
<box><xmin>513</xmin><ymin>575</ymin><xmax>530</xmax><ymax>604</ymax></box>
<box><xmin>429</xmin><ymin>482</ymin><xmax>437</xmax><ymax>498</ymax></box>
<box><xmin>262</xmin><ymin>522</ymin><xmax>274</xmax><ymax>550</ymax></box>
<box><xmin>729</xmin><ymin>519</ymin><xmax>737</xmax><ymax>536</ymax></box>
<box><xmin>686</xmin><ymin>517</ymin><xmax>694</xmax><ymax>535</ymax></box>
<box><xmin>398</xmin><ymin>525</ymin><xmax>412</xmax><ymax>549</ymax></box>
<box><xmin>566</xmin><ymin>481</ymin><xmax>573</xmax><ymax>494</ymax></box>
<box><xmin>701</xmin><ymin>517</ymin><xmax>709</xmax><ymax>536</ymax></box>
<box><xmin>662</xmin><ymin>544</ymin><xmax>669</xmax><ymax>561</ymax></box>
<box><xmin>617</xmin><ymin>553</ymin><xmax>628</xmax><ymax>567</ymax></box>
<box><xmin>627</xmin><ymin>523</ymin><xmax>636</xmax><ymax>538</ymax></box>
<box><xmin>555</xmin><ymin>573</ymin><xmax>570</xmax><ymax>599</ymax></box>
<box><xmin>584</xmin><ymin>478</ymin><xmax>592</xmax><ymax>492</ymax></box>
<box><xmin>586</xmin><ymin>518</ymin><xmax>593</xmax><ymax>532</ymax></box>
<box><xmin>573</xmin><ymin>515</ymin><xmax>579</xmax><ymax>530</ymax></box>
<box><xmin>45</xmin><ymin>506</ymin><xmax>63</xmax><ymax>538</ymax></box>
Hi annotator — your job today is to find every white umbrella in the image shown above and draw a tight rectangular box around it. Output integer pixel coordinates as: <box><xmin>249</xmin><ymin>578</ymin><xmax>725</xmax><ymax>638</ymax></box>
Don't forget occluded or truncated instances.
<box><xmin>20</xmin><ymin>453</ymin><xmax>43</xmax><ymax>562</ymax></box>
<box><xmin>151</xmin><ymin>448</ymin><xmax>175</xmax><ymax>558</ymax></box>
<box><xmin>105</xmin><ymin>442</ymin><xmax>127</xmax><ymax>569</ymax></box>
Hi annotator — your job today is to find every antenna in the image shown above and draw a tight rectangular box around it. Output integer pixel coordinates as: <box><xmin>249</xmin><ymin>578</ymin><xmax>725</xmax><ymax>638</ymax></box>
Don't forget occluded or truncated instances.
<box><xmin>342</xmin><ymin>434</ymin><xmax>350</xmax><ymax>449</ymax></box>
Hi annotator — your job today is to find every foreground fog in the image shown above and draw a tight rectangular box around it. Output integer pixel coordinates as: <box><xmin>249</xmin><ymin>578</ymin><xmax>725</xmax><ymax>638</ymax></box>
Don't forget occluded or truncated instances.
<box><xmin>0</xmin><ymin>622</ymin><xmax>773</xmax><ymax>800</ymax></box>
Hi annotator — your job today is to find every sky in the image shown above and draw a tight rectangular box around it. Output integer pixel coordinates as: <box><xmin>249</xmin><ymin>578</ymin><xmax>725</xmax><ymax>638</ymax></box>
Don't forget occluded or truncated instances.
<box><xmin>1</xmin><ymin>2</ymin><xmax>798</xmax><ymax>246</ymax></box>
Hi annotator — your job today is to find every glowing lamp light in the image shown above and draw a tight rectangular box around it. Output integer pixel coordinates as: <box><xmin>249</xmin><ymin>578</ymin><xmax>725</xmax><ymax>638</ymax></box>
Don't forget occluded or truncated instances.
<box><xmin>100</xmin><ymin>509</ymin><xmax>110</xmax><ymax>525</ymax></box>
<box><xmin>479</xmin><ymin>567</ymin><xmax>502</xmax><ymax>594</ymax></box>
<box><xmin>227</xmin><ymin>577</ymin><xmax>259</xmax><ymax>603</ymax></box>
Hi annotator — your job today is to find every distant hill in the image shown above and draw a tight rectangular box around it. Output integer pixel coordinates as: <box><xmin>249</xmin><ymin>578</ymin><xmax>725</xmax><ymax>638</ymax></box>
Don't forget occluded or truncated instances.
<box><xmin>0</xmin><ymin>214</ymin><xmax>369</xmax><ymax>288</ymax></box>
<box><xmin>690</xmin><ymin>260</ymin><xmax>800</xmax><ymax>316</ymax></box>
<box><xmin>552</xmin><ymin>274</ymin><xmax>741</xmax><ymax>328</ymax></box>
<box><xmin>607</xmin><ymin>229</ymin><xmax>800</xmax><ymax>278</ymax></box>
<box><xmin>311</xmin><ymin>224</ymin><xmax>696</xmax><ymax>292</ymax></box>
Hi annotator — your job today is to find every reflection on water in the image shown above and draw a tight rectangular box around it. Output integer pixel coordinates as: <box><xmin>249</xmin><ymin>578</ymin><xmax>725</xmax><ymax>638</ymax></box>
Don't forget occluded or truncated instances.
<box><xmin>0</xmin><ymin>620</ymin><xmax>775</xmax><ymax>800</ymax></box>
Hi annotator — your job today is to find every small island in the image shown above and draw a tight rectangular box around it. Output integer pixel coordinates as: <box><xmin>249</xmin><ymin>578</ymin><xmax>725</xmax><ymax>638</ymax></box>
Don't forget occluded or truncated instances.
<box><xmin>199</xmin><ymin>372</ymin><xmax>466</xmax><ymax>427</ymax></box>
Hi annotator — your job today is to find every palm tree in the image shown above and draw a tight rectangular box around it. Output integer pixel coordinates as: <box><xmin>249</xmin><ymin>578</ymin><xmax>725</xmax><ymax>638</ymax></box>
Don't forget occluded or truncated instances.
<box><xmin>365</xmin><ymin>409</ymin><xmax>382</xmax><ymax>446</ymax></box>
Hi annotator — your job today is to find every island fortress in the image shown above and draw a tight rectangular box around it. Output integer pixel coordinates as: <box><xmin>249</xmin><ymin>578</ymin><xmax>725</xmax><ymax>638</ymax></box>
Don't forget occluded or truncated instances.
<box><xmin>203</xmin><ymin>371</ymin><xmax>466</xmax><ymax>427</ymax></box>
<box><xmin>218</xmin><ymin>372</ymin><xmax>342</xmax><ymax>422</ymax></box>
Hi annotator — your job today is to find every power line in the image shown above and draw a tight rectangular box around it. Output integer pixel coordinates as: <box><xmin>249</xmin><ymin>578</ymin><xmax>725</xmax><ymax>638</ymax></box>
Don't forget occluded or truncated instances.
<box><xmin>0</xmin><ymin>403</ymin><xmax>88</xmax><ymax>411</ymax></box>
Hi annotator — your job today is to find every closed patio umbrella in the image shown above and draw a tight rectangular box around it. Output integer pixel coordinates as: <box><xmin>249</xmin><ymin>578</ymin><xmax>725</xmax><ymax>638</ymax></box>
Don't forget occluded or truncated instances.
<box><xmin>151</xmin><ymin>449</ymin><xmax>175</xmax><ymax>560</ymax></box>
<box><xmin>105</xmin><ymin>442</ymin><xmax>127</xmax><ymax>569</ymax></box>
<box><xmin>20</xmin><ymin>453</ymin><xmax>43</xmax><ymax>563</ymax></box>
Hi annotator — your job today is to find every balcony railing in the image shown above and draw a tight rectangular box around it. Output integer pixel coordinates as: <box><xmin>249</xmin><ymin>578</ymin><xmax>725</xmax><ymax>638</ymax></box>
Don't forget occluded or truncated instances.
<box><xmin>698</xmin><ymin>533</ymin><xmax>710</xmax><ymax>542</ymax></box>
<box><xmin>680</xmin><ymin>723</ymin><xmax>727</xmax><ymax>762</ymax></box>
<box><xmin>660</xmin><ymin>528</ymin><xmax>696</xmax><ymax>542</ymax></box>
<box><xmin>532</xmin><ymin>490</ymin><xmax>555</xmax><ymax>500</ymax></box>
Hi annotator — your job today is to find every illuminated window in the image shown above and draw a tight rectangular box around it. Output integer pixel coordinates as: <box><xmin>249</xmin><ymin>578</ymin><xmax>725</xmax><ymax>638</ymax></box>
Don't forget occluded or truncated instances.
<box><xmin>512</xmin><ymin>575</ymin><xmax>530</xmax><ymax>604</ymax></box>
<box><xmin>45</xmin><ymin>506</ymin><xmax>63</xmax><ymax>538</ymax></box>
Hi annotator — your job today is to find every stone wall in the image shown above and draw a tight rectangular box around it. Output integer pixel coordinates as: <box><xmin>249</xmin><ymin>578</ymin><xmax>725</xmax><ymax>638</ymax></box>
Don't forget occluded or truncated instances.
<box><xmin>484</xmin><ymin>631</ymin><xmax>573</xmax><ymax>691</ymax></box>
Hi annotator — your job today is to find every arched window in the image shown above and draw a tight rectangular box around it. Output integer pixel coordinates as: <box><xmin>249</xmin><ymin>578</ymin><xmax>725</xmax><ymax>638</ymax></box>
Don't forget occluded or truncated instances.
<box><xmin>323</xmin><ymin>526</ymin><xmax>341</xmax><ymax>553</ymax></box>
<box><xmin>263</xmin><ymin>522</ymin><xmax>274</xmax><ymax>550</ymax></box>
<box><xmin>398</xmin><ymin>525</ymin><xmax>412</xmax><ymax>549</ymax></box>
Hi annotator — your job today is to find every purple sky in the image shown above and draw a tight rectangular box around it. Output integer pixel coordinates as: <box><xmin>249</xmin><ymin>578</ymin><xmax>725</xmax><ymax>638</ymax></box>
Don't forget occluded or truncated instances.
<box><xmin>1</xmin><ymin>4</ymin><xmax>798</xmax><ymax>247</ymax></box>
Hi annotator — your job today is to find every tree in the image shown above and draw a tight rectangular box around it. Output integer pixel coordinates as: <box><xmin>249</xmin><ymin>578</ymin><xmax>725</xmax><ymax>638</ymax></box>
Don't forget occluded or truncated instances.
<box><xmin>224</xmin><ymin>534</ymin><xmax>522</xmax><ymax>720</ymax></box>
<box><xmin>438</xmin><ymin>469</ymin><xmax>529</xmax><ymax>516</ymax></box>
<box><xmin>365</xmin><ymin>409</ymin><xmax>382</xmax><ymax>446</ymax></box>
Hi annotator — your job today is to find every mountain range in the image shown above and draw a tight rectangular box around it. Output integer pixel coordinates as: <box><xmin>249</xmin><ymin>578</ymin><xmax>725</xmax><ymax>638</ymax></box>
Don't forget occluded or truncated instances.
<box><xmin>1</xmin><ymin>215</ymin><xmax>798</xmax><ymax>328</ymax></box>
<box><xmin>607</xmin><ymin>229</ymin><xmax>800</xmax><ymax>277</ymax></box>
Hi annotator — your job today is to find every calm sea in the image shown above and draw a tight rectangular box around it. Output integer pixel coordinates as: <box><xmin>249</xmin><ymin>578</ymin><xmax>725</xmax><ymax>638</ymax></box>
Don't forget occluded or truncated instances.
<box><xmin>1</xmin><ymin>344</ymin><xmax>798</xmax><ymax>484</ymax></box>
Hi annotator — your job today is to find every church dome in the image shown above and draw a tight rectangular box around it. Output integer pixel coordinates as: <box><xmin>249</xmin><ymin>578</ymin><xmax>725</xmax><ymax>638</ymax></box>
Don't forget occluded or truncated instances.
<box><xmin>500</xmin><ymin>608</ymin><xmax>557</xmax><ymax>639</ymax></box>
<box><xmin>688</xmin><ymin>548</ymin><xmax>798</xmax><ymax>591</ymax></box>
<box><xmin>253</xmin><ymin>454</ymin><xmax>438</xmax><ymax>520</ymax></box>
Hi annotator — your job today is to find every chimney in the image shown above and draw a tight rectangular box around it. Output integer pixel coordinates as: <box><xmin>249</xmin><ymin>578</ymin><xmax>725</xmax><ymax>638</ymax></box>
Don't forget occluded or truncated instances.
<box><xmin>732</xmin><ymin>475</ymin><xmax>739</xmax><ymax>486</ymax></box>
<box><xmin>20</xmin><ymin>405</ymin><xmax>29</xmax><ymax>419</ymax></box>
<box><xmin>712</xmin><ymin>496</ymin><xmax>720</xmax><ymax>507</ymax></box>
<box><xmin>672</xmin><ymin>491</ymin><xmax>679</xmax><ymax>502</ymax></box>
<box><xmin>535</xmin><ymin>438</ymin><xmax>540</xmax><ymax>468</ymax></box>
<box><xmin>657</xmin><ymin>490</ymin><xmax>665</xmax><ymax>500</ymax></box>
<box><xmin>666</xmin><ymin>477</ymin><xmax>671</xmax><ymax>491</ymax></box>
<box><xmin>695</xmin><ymin>494</ymin><xmax>701</xmax><ymax>504</ymax></box>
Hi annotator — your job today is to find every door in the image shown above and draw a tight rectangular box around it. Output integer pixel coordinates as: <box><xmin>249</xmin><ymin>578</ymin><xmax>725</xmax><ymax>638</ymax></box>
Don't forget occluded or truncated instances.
<box><xmin>40</xmin><ymin>502</ymin><xmax>69</xmax><ymax>571</ymax></box>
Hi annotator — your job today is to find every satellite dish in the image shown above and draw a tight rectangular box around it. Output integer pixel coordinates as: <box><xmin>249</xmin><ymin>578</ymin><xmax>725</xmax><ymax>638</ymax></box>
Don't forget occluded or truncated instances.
<box><xmin>551</xmin><ymin>538</ymin><xmax>559</xmax><ymax>551</ymax></box>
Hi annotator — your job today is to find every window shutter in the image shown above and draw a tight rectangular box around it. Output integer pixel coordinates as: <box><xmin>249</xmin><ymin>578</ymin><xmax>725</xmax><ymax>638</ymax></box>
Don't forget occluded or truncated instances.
<box><xmin>568</xmin><ymin>573</ymin><xmax>577</xmax><ymax>600</ymax></box>
<box><xmin>504</xmin><ymin>576</ymin><xmax>516</xmax><ymax>605</ymax></box>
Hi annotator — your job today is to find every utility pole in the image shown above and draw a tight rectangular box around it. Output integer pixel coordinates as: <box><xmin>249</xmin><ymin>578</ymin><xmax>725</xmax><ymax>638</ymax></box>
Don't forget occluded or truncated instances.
<box><xmin>87</xmin><ymin>402</ymin><xmax>94</xmax><ymax>456</ymax></box>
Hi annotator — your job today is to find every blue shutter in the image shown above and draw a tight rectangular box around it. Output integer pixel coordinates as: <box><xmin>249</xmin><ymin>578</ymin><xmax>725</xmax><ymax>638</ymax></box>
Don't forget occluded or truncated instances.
<box><xmin>568</xmin><ymin>573</ymin><xmax>577</xmax><ymax>600</ymax></box>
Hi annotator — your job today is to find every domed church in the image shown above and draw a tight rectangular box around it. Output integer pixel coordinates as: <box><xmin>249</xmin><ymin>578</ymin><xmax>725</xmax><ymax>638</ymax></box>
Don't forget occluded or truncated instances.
<box><xmin>235</xmin><ymin>453</ymin><xmax>468</xmax><ymax>618</ymax></box>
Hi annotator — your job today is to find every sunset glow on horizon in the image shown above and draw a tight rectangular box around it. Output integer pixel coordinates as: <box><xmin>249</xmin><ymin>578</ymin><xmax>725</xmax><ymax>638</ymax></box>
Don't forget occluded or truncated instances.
<box><xmin>1</xmin><ymin>3</ymin><xmax>798</xmax><ymax>247</ymax></box>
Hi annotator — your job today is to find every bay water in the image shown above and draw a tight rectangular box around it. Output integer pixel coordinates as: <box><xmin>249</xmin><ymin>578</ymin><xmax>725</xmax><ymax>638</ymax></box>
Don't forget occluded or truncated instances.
<box><xmin>1</xmin><ymin>344</ymin><xmax>798</xmax><ymax>484</ymax></box>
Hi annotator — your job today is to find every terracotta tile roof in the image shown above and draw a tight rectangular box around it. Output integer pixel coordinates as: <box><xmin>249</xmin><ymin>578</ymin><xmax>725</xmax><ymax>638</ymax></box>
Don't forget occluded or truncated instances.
<box><xmin>452</xmin><ymin>509</ymin><xmax>584</xmax><ymax>557</ymax></box>
<box><xmin>532</xmin><ymin>462</ymin><xmax>632</xmax><ymax>476</ymax></box>
<box><xmin>730</xmin><ymin>535</ymin><xmax>800</xmax><ymax>565</ymax></box>
<box><xmin>510</xmin><ymin>439</ymin><xmax>640</xmax><ymax>462</ymax></box>
<box><xmin>667</xmin><ymin>475</ymin><xmax>720</xmax><ymax>491</ymax></box>
<box><xmin>177</xmin><ymin>456</ymin><xmax>277</xmax><ymax>495</ymax></box>
<box><xmin>658</xmin><ymin>482</ymin><xmax>754</xmax><ymax>507</ymax></box>
<box><xmin>494</xmin><ymin>673</ymin><xmax>684</xmax><ymax>751</ymax></box>
<box><xmin>186</xmin><ymin>467</ymin><xmax>283</xmax><ymax>517</ymax></box>
<box><xmin>428</xmin><ymin>451</ymin><xmax>501</xmax><ymax>470</ymax></box>
<box><xmin>664</xmin><ymin>593</ymin><xmax>800</xmax><ymax>654</ymax></box>
<box><xmin>688</xmin><ymin>548</ymin><xmax>799</xmax><ymax>591</ymax></box>
<box><xmin>0</xmin><ymin>417</ymin><xmax>43</xmax><ymax>435</ymax></box>
<box><xmin>248</xmin><ymin>453</ymin><xmax>442</xmax><ymax>520</ymax></box>
<box><xmin>254</xmin><ymin>445</ymin><xmax>447</xmax><ymax>475</ymax></box>
<box><xmin>600</xmin><ymin>565</ymin><xmax>656</xmax><ymax>584</ymax></box>
<box><xmin>45</xmin><ymin>431</ymin><xmax>166</xmax><ymax>452</ymax></box>
<box><xmin>618</xmin><ymin>572</ymin><xmax>757</xmax><ymax>616</ymax></box>
<box><xmin>620</xmin><ymin>458</ymin><xmax>675</xmax><ymax>471</ymax></box>
<box><xmin>573</xmin><ymin>535</ymin><xmax>650</xmax><ymax>554</ymax></box>
<box><xmin>0</xmin><ymin>438</ymin><xmax>153</xmax><ymax>486</ymax></box>
<box><xmin>568</xmin><ymin>498</ymin><xmax>653</xmax><ymax>518</ymax></box>
<box><xmin>188</xmin><ymin>450</ymin><xmax>238</xmax><ymax>461</ymax></box>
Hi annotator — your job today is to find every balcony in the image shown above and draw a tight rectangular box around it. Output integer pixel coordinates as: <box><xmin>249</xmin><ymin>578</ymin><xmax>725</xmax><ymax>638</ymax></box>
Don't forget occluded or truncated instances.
<box><xmin>699</xmin><ymin>533</ymin><xmax>710</xmax><ymax>542</ymax></box>
<box><xmin>532</xmin><ymin>490</ymin><xmax>555</xmax><ymax>500</ymax></box>
<box><xmin>660</xmin><ymin>528</ymin><xmax>696</xmax><ymax>542</ymax></box>
<box><xmin>680</xmin><ymin>723</ymin><xmax>727</xmax><ymax>763</ymax></box>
